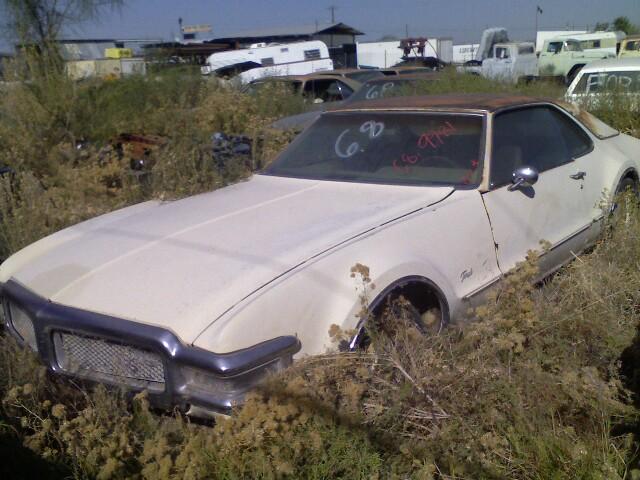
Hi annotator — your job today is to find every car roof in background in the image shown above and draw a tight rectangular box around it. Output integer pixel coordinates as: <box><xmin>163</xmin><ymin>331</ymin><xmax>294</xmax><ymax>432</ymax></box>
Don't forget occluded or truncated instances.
<box><xmin>253</xmin><ymin>73</ymin><xmax>361</xmax><ymax>87</ymax></box>
<box><xmin>330</xmin><ymin>93</ymin><xmax>551</xmax><ymax>113</ymax></box>
<box><xmin>316</xmin><ymin>68</ymin><xmax>372</xmax><ymax>74</ymax></box>
<box><xmin>578</xmin><ymin>57</ymin><xmax>640</xmax><ymax>72</ymax></box>
<box><xmin>362</xmin><ymin>72</ymin><xmax>441</xmax><ymax>84</ymax></box>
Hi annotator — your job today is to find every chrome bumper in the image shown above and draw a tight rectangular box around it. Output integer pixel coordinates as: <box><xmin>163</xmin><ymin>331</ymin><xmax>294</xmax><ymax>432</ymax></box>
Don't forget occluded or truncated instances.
<box><xmin>0</xmin><ymin>280</ymin><xmax>301</xmax><ymax>414</ymax></box>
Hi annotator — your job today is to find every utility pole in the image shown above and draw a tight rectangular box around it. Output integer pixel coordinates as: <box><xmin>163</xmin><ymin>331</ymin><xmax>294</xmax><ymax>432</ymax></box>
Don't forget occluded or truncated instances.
<box><xmin>328</xmin><ymin>5</ymin><xmax>337</xmax><ymax>23</ymax></box>
<box><xmin>535</xmin><ymin>5</ymin><xmax>543</xmax><ymax>38</ymax></box>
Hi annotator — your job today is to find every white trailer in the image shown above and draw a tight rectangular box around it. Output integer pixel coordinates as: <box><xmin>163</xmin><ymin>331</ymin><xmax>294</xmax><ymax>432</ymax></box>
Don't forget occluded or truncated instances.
<box><xmin>452</xmin><ymin>44</ymin><xmax>480</xmax><ymax>64</ymax></box>
<box><xmin>201</xmin><ymin>40</ymin><xmax>333</xmax><ymax>83</ymax></box>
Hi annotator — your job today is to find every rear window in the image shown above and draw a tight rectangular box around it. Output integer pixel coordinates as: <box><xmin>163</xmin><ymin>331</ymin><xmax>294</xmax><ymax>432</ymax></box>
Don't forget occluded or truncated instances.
<box><xmin>264</xmin><ymin>112</ymin><xmax>485</xmax><ymax>187</ymax></box>
<box><xmin>573</xmin><ymin>71</ymin><xmax>640</xmax><ymax>93</ymax></box>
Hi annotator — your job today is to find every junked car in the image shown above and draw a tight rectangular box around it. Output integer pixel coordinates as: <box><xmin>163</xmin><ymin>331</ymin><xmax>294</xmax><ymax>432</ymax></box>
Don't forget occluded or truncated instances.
<box><xmin>316</xmin><ymin>68</ymin><xmax>385</xmax><ymax>83</ymax></box>
<box><xmin>243</xmin><ymin>74</ymin><xmax>360</xmax><ymax>104</ymax></box>
<box><xmin>566</xmin><ymin>58</ymin><xmax>640</xmax><ymax>110</ymax></box>
<box><xmin>271</xmin><ymin>73</ymin><xmax>440</xmax><ymax>131</ymax></box>
<box><xmin>2</xmin><ymin>95</ymin><xmax>639</xmax><ymax>417</ymax></box>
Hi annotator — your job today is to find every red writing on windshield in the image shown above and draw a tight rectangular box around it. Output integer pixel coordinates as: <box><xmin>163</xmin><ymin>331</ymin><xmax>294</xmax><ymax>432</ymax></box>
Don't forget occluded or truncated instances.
<box><xmin>460</xmin><ymin>158</ymin><xmax>480</xmax><ymax>185</ymax></box>
<box><xmin>392</xmin><ymin>153</ymin><xmax>421</xmax><ymax>174</ymax></box>
<box><xmin>417</xmin><ymin>121</ymin><xmax>456</xmax><ymax>150</ymax></box>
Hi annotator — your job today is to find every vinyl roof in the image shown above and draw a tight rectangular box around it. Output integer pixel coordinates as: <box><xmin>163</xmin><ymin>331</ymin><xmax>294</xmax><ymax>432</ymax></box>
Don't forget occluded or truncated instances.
<box><xmin>333</xmin><ymin>93</ymin><xmax>553</xmax><ymax>112</ymax></box>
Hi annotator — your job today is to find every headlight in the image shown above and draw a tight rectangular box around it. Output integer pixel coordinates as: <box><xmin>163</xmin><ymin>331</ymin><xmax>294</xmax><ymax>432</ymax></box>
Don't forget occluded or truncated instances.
<box><xmin>8</xmin><ymin>302</ymin><xmax>38</xmax><ymax>352</ymax></box>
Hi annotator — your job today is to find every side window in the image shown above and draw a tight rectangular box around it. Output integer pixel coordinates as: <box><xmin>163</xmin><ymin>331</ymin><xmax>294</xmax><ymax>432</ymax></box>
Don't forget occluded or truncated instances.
<box><xmin>336</xmin><ymin>80</ymin><xmax>354</xmax><ymax>99</ymax></box>
<box><xmin>491</xmin><ymin>106</ymin><xmax>584</xmax><ymax>188</ymax></box>
<box><xmin>548</xmin><ymin>108</ymin><xmax>593</xmax><ymax>159</ymax></box>
<box><xmin>495</xmin><ymin>47</ymin><xmax>510</xmax><ymax>59</ymax></box>
<box><xmin>304</xmin><ymin>49</ymin><xmax>321</xmax><ymax>60</ymax></box>
<box><xmin>547</xmin><ymin>42</ymin><xmax>562</xmax><ymax>53</ymax></box>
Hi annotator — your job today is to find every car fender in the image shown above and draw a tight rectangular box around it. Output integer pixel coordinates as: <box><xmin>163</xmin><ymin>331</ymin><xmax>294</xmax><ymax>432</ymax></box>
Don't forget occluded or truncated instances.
<box><xmin>193</xmin><ymin>190</ymin><xmax>499</xmax><ymax>357</ymax></box>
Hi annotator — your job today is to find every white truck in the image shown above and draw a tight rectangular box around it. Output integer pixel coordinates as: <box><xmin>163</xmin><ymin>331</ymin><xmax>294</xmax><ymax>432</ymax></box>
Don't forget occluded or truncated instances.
<box><xmin>481</xmin><ymin>42</ymin><xmax>538</xmax><ymax>83</ymax></box>
<box><xmin>201</xmin><ymin>40</ymin><xmax>333</xmax><ymax>84</ymax></box>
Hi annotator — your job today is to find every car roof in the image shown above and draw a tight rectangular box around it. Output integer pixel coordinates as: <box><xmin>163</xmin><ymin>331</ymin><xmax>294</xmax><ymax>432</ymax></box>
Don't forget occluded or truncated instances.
<box><xmin>363</xmin><ymin>72</ymin><xmax>441</xmax><ymax>84</ymax></box>
<box><xmin>578</xmin><ymin>57</ymin><xmax>640</xmax><ymax>72</ymax></box>
<box><xmin>382</xmin><ymin>66</ymin><xmax>434</xmax><ymax>72</ymax></box>
<box><xmin>330</xmin><ymin>93</ymin><xmax>554</xmax><ymax>113</ymax></box>
<box><xmin>251</xmin><ymin>74</ymin><xmax>361</xmax><ymax>88</ymax></box>
<box><xmin>316</xmin><ymin>68</ymin><xmax>368</xmax><ymax>74</ymax></box>
<box><xmin>258</xmin><ymin>74</ymin><xmax>341</xmax><ymax>81</ymax></box>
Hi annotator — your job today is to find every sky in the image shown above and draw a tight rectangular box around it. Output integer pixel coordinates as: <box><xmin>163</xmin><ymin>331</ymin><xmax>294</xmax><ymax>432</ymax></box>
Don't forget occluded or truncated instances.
<box><xmin>2</xmin><ymin>0</ymin><xmax>640</xmax><ymax>51</ymax></box>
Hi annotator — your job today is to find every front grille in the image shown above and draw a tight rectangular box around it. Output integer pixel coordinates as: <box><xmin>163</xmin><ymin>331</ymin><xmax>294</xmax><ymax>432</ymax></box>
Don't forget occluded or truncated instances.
<box><xmin>53</xmin><ymin>332</ymin><xmax>165</xmax><ymax>392</ymax></box>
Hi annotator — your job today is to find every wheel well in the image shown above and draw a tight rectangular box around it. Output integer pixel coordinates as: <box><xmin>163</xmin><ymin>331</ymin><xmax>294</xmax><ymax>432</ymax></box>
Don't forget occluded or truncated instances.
<box><xmin>623</xmin><ymin>169</ymin><xmax>639</xmax><ymax>183</ymax></box>
<box><xmin>371</xmin><ymin>277</ymin><xmax>449</xmax><ymax>323</ymax></box>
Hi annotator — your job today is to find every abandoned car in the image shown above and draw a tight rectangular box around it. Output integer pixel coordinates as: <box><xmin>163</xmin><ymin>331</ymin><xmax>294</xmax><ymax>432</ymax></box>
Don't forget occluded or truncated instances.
<box><xmin>2</xmin><ymin>94</ymin><xmax>639</xmax><ymax>416</ymax></box>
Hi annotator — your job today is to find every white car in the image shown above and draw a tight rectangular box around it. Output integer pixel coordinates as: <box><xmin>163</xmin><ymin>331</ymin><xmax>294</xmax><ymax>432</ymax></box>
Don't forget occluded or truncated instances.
<box><xmin>566</xmin><ymin>57</ymin><xmax>640</xmax><ymax>109</ymax></box>
<box><xmin>2</xmin><ymin>95</ymin><xmax>639</xmax><ymax>416</ymax></box>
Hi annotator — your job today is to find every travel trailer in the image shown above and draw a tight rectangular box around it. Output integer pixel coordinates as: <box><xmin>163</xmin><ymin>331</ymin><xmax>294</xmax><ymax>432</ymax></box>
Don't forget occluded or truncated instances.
<box><xmin>201</xmin><ymin>40</ymin><xmax>333</xmax><ymax>83</ymax></box>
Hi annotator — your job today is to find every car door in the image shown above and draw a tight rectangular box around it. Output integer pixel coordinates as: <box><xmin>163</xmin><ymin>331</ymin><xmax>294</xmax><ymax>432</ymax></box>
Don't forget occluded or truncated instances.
<box><xmin>481</xmin><ymin>105</ymin><xmax>595</xmax><ymax>276</ymax></box>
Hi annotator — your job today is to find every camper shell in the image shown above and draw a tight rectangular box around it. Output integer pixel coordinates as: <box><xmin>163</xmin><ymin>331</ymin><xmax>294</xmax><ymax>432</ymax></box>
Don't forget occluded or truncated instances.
<box><xmin>555</xmin><ymin>31</ymin><xmax>626</xmax><ymax>55</ymax></box>
<box><xmin>201</xmin><ymin>40</ymin><xmax>333</xmax><ymax>84</ymax></box>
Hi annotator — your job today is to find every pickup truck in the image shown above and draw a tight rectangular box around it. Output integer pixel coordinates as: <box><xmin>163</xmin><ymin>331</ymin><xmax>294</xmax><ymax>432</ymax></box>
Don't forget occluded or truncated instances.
<box><xmin>620</xmin><ymin>35</ymin><xmax>640</xmax><ymax>59</ymax></box>
<box><xmin>481</xmin><ymin>42</ymin><xmax>538</xmax><ymax>83</ymax></box>
<box><xmin>539</xmin><ymin>37</ymin><xmax>615</xmax><ymax>83</ymax></box>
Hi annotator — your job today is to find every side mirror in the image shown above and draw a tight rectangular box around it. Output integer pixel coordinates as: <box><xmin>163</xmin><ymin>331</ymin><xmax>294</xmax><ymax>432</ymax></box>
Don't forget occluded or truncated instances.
<box><xmin>508</xmin><ymin>166</ymin><xmax>539</xmax><ymax>191</ymax></box>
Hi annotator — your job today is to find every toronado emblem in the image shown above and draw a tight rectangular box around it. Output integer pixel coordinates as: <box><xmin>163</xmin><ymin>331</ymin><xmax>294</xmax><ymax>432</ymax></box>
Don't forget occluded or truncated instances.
<box><xmin>460</xmin><ymin>269</ymin><xmax>473</xmax><ymax>282</ymax></box>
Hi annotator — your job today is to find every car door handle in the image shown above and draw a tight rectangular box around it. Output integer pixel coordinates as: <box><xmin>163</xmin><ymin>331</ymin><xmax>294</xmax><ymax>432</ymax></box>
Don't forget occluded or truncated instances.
<box><xmin>570</xmin><ymin>171</ymin><xmax>586</xmax><ymax>180</ymax></box>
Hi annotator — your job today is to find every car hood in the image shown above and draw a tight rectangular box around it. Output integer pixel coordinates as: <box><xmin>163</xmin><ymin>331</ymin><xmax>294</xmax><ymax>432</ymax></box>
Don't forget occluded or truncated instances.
<box><xmin>0</xmin><ymin>175</ymin><xmax>453</xmax><ymax>344</ymax></box>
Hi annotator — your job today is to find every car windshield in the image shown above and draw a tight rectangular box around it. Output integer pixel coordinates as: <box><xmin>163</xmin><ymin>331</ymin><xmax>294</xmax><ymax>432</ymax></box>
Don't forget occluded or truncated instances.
<box><xmin>348</xmin><ymin>78</ymin><xmax>438</xmax><ymax>102</ymax></box>
<box><xmin>263</xmin><ymin>112</ymin><xmax>484</xmax><ymax>187</ymax></box>
<box><xmin>573</xmin><ymin>71</ymin><xmax>640</xmax><ymax>93</ymax></box>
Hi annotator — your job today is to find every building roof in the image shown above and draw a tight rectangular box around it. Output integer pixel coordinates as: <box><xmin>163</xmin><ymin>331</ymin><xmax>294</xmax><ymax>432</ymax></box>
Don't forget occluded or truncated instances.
<box><xmin>212</xmin><ymin>22</ymin><xmax>364</xmax><ymax>42</ymax></box>
<box><xmin>331</xmin><ymin>93</ymin><xmax>557</xmax><ymax>113</ymax></box>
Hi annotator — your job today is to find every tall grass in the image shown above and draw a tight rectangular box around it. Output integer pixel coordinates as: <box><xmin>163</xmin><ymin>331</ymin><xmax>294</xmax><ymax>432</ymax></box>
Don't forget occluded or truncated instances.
<box><xmin>0</xmin><ymin>63</ymin><xmax>639</xmax><ymax>478</ymax></box>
